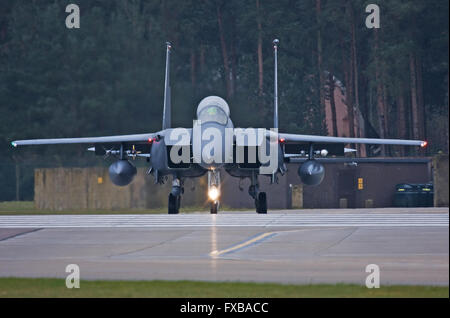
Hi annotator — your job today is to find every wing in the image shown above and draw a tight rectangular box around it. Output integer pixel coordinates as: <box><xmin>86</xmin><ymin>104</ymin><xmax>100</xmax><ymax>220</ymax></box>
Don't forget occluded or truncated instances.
<box><xmin>288</xmin><ymin>157</ymin><xmax>430</xmax><ymax>164</ymax></box>
<box><xmin>278</xmin><ymin>133</ymin><xmax>426</xmax><ymax>147</ymax></box>
<box><xmin>11</xmin><ymin>132</ymin><xmax>163</xmax><ymax>147</ymax></box>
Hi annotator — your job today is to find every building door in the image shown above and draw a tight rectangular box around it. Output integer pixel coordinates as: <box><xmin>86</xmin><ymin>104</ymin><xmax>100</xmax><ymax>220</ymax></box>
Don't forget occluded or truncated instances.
<box><xmin>338</xmin><ymin>169</ymin><xmax>357</xmax><ymax>208</ymax></box>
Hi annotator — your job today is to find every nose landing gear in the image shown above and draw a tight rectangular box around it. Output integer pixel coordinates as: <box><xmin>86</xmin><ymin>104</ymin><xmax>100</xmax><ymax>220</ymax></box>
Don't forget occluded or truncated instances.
<box><xmin>208</xmin><ymin>170</ymin><xmax>220</xmax><ymax>214</ymax></box>
<box><xmin>210</xmin><ymin>201</ymin><xmax>219</xmax><ymax>214</ymax></box>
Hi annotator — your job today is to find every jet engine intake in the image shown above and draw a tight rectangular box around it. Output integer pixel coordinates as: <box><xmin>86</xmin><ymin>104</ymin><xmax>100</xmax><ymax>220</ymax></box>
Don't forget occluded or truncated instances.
<box><xmin>298</xmin><ymin>159</ymin><xmax>325</xmax><ymax>186</ymax></box>
<box><xmin>109</xmin><ymin>159</ymin><xmax>137</xmax><ymax>186</ymax></box>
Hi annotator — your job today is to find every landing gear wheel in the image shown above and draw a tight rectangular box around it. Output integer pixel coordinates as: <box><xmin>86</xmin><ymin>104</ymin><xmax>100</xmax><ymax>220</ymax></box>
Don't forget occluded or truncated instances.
<box><xmin>176</xmin><ymin>195</ymin><xmax>181</xmax><ymax>210</ymax></box>
<box><xmin>168</xmin><ymin>193</ymin><xmax>180</xmax><ymax>214</ymax></box>
<box><xmin>256</xmin><ymin>192</ymin><xmax>267</xmax><ymax>214</ymax></box>
<box><xmin>210</xmin><ymin>201</ymin><xmax>219</xmax><ymax>214</ymax></box>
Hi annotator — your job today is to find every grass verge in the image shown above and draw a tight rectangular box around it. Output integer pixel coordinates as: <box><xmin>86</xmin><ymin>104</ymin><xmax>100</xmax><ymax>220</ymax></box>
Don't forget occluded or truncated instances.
<box><xmin>0</xmin><ymin>278</ymin><xmax>448</xmax><ymax>298</ymax></box>
<box><xmin>0</xmin><ymin>201</ymin><xmax>253</xmax><ymax>215</ymax></box>
<box><xmin>0</xmin><ymin>201</ymin><xmax>209</xmax><ymax>215</ymax></box>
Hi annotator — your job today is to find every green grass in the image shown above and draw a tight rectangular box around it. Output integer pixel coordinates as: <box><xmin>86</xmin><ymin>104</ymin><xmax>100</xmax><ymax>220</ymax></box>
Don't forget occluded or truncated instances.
<box><xmin>0</xmin><ymin>278</ymin><xmax>447</xmax><ymax>298</ymax></box>
<box><xmin>0</xmin><ymin>201</ymin><xmax>252</xmax><ymax>215</ymax></box>
<box><xmin>0</xmin><ymin>200</ymin><xmax>171</xmax><ymax>215</ymax></box>
<box><xmin>0</xmin><ymin>201</ymin><xmax>36</xmax><ymax>212</ymax></box>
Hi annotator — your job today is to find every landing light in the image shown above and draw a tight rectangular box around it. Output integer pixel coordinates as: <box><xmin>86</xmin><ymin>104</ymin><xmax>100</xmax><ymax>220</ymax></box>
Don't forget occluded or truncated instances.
<box><xmin>208</xmin><ymin>186</ymin><xmax>220</xmax><ymax>201</ymax></box>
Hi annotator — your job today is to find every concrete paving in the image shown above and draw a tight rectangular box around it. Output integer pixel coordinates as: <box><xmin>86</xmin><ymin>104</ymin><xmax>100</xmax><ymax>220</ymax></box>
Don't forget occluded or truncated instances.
<box><xmin>0</xmin><ymin>208</ymin><xmax>448</xmax><ymax>286</ymax></box>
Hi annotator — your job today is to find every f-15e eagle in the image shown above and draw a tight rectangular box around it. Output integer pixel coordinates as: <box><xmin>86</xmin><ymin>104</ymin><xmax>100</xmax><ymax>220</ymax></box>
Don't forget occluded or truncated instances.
<box><xmin>11</xmin><ymin>40</ymin><xmax>426</xmax><ymax>214</ymax></box>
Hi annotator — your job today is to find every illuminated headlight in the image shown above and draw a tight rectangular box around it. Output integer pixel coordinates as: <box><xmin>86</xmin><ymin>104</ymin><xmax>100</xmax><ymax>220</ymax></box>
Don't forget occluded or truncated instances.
<box><xmin>208</xmin><ymin>186</ymin><xmax>220</xmax><ymax>201</ymax></box>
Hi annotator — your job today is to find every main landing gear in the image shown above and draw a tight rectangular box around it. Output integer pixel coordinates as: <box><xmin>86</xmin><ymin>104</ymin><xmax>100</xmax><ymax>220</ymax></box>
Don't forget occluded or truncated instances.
<box><xmin>248</xmin><ymin>173</ymin><xmax>267</xmax><ymax>214</ymax></box>
<box><xmin>168</xmin><ymin>177</ymin><xmax>183</xmax><ymax>214</ymax></box>
<box><xmin>256</xmin><ymin>192</ymin><xmax>267</xmax><ymax>214</ymax></box>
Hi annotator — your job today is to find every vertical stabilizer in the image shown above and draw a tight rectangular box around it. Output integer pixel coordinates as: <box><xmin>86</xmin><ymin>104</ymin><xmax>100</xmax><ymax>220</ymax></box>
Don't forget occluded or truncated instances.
<box><xmin>273</xmin><ymin>39</ymin><xmax>279</xmax><ymax>129</ymax></box>
<box><xmin>162</xmin><ymin>42</ymin><xmax>172</xmax><ymax>130</ymax></box>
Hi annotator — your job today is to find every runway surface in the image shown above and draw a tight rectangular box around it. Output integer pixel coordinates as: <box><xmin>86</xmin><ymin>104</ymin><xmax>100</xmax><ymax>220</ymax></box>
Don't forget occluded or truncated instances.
<box><xmin>0</xmin><ymin>208</ymin><xmax>448</xmax><ymax>286</ymax></box>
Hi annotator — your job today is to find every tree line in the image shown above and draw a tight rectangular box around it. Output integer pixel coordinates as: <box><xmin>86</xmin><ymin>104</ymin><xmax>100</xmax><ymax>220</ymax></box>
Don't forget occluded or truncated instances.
<box><xmin>0</xmin><ymin>0</ymin><xmax>448</xmax><ymax>200</ymax></box>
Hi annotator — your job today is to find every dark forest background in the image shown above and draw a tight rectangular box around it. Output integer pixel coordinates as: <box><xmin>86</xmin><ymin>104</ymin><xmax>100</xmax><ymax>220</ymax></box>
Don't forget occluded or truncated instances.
<box><xmin>0</xmin><ymin>0</ymin><xmax>448</xmax><ymax>201</ymax></box>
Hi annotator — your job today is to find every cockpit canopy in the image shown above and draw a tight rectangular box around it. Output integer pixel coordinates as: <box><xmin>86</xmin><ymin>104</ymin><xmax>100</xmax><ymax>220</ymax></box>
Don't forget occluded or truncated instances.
<box><xmin>196</xmin><ymin>96</ymin><xmax>230</xmax><ymax>125</ymax></box>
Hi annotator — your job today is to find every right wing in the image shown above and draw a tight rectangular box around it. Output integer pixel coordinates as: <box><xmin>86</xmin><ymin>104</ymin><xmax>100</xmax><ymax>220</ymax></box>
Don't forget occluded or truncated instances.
<box><xmin>278</xmin><ymin>133</ymin><xmax>426</xmax><ymax>147</ymax></box>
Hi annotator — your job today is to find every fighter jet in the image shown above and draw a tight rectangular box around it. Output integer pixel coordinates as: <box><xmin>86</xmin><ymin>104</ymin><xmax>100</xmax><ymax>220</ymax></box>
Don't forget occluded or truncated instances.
<box><xmin>11</xmin><ymin>40</ymin><xmax>427</xmax><ymax>214</ymax></box>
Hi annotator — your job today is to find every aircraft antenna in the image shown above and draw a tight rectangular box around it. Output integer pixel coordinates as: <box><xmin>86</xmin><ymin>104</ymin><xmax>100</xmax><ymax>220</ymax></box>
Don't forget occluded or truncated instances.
<box><xmin>162</xmin><ymin>42</ymin><xmax>172</xmax><ymax>129</ymax></box>
<box><xmin>273</xmin><ymin>39</ymin><xmax>279</xmax><ymax>129</ymax></box>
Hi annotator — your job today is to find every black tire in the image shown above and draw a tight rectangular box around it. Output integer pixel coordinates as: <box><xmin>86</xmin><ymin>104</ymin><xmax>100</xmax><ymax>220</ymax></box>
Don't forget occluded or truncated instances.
<box><xmin>210</xmin><ymin>201</ymin><xmax>218</xmax><ymax>214</ymax></box>
<box><xmin>168</xmin><ymin>193</ymin><xmax>179</xmax><ymax>214</ymax></box>
<box><xmin>256</xmin><ymin>192</ymin><xmax>267</xmax><ymax>214</ymax></box>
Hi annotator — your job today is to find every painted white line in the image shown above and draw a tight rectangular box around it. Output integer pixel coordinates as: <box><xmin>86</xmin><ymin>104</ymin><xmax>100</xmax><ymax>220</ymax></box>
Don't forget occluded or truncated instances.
<box><xmin>0</xmin><ymin>213</ymin><xmax>447</xmax><ymax>228</ymax></box>
<box><xmin>210</xmin><ymin>231</ymin><xmax>277</xmax><ymax>258</ymax></box>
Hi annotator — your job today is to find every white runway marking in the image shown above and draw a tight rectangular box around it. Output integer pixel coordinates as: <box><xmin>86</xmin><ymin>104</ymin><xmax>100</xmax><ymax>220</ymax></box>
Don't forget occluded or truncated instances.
<box><xmin>0</xmin><ymin>213</ymin><xmax>448</xmax><ymax>228</ymax></box>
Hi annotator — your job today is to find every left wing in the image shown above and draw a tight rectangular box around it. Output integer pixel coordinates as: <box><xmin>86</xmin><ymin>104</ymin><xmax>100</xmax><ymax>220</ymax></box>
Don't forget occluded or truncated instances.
<box><xmin>11</xmin><ymin>132</ymin><xmax>163</xmax><ymax>147</ymax></box>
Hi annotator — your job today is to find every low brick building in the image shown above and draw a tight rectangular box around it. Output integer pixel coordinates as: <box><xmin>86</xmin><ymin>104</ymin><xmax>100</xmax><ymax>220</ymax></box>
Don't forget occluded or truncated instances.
<box><xmin>34</xmin><ymin>158</ymin><xmax>438</xmax><ymax>211</ymax></box>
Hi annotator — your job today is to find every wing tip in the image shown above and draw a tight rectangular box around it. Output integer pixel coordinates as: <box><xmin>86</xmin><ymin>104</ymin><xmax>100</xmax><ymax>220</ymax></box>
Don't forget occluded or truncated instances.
<box><xmin>11</xmin><ymin>141</ymin><xmax>17</xmax><ymax>148</ymax></box>
<box><xmin>420</xmin><ymin>140</ymin><xmax>428</xmax><ymax>148</ymax></box>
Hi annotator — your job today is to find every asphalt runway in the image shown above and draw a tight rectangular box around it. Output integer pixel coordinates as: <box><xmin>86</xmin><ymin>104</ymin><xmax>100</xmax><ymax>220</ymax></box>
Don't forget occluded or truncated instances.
<box><xmin>0</xmin><ymin>208</ymin><xmax>448</xmax><ymax>286</ymax></box>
